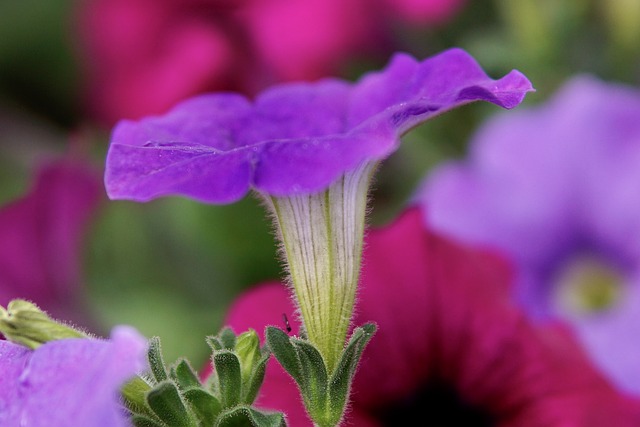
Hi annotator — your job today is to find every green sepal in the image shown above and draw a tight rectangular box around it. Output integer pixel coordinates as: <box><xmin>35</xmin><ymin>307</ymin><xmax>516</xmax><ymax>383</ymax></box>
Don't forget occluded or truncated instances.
<box><xmin>217</xmin><ymin>406</ymin><xmax>286</xmax><ymax>427</ymax></box>
<box><xmin>265</xmin><ymin>327</ymin><xmax>303</xmax><ymax>385</ymax></box>
<box><xmin>171</xmin><ymin>358</ymin><xmax>201</xmax><ymax>390</ymax></box>
<box><xmin>148</xmin><ymin>337</ymin><xmax>168</xmax><ymax>383</ymax></box>
<box><xmin>327</xmin><ymin>323</ymin><xmax>377</xmax><ymax>419</ymax></box>
<box><xmin>184</xmin><ymin>388</ymin><xmax>222</xmax><ymax>426</ymax></box>
<box><xmin>236</xmin><ymin>329</ymin><xmax>261</xmax><ymax>383</ymax></box>
<box><xmin>291</xmin><ymin>338</ymin><xmax>328</xmax><ymax>416</ymax></box>
<box><xmin>214</xmin><ymin>350</ymin><xmax>242</xmax><ymax>408</ymax></box>
<box><xmin>129</xmin><ymin>330</ymin><xmax>278</xmax><ymax>427</ymax></box>
<box><xmin>146</xmin><ymin>381</ymin><xmax>194</xmax><ymax>427</ymax></box>
<box><xmin>207</xmin><ymin>327</ymin><xmax>237</xmax><ymax>351</ymax></box>
<box><xmin>131</xmin><ymin>414</ymin><xmax>165</xmax><ymax>427</ymax></box>
<box><xmin>121</xmin><ymin>376</ymin><xmax>154</xmax><ymax>418</ymax></box>
<box><xmin>242</xmin><ymin>347</ymin><xmax>270</xmax><ymax>405</ymax></box>
<box><xmin>266</xmin><ymin>324</ymin><xmax>376</xmax><ymax>427</ymax></box>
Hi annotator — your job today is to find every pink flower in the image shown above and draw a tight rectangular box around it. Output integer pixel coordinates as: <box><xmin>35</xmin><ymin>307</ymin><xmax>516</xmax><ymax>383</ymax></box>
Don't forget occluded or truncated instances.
<box><xmin>213</xmin><ymin>208</ymin><xmax>640</xmax><ymax>426</ymax></box>
<box><xmin>75</xmin><ymin>0</ymin><xmax>248</xmax><ymax>126</ymax></box>
<box><xmin>379</xmin><ymin>0</ymin><xmax>466</xmax><ymax>26</ymax></box>
<box><xmin>0</xmin><ymin>155</ymin><xmax>102</xmax><ymax>323</ymax></box>
<box><xmin>75</xmin><ymin>0</ymin><xmax>467</xmax><ymax>126</ymax></box>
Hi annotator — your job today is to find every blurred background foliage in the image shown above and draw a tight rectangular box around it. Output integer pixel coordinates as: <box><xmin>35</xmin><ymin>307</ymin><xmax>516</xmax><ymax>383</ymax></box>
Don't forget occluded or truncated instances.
<box><xmin>1</xmin><ymin>0</ymin><xmax>639</xmax><ymax>368</ymax></box>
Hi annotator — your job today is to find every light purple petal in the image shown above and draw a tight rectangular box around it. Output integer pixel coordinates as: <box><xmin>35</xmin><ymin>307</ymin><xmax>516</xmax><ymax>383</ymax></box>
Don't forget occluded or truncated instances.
<box><xmin>106</xmin><ymin>48</ymin><xmax>533</xmax><ymax>203</ymax></box>
<box><xmin>421</xmin><ymin>109</ymin><xmax>578</xmax><ymax>267</ymax></box>
<box><xmin>422</xmin><ymin>75</ymin><xmax>640</xmax><ymax>270</ymax></box>
<box><xmin>0</xmin><ymin>326</ymin><xmax>147</xmax><ymax>427</ymax></box>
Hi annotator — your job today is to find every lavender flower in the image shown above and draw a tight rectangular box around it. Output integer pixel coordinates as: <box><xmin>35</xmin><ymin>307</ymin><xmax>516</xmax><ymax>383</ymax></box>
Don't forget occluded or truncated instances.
<box><xmin>0</xmin><ymin>325</ymin><xmax>147</xmax><ymax>427</ymax></box>
<box><xmin>420</xmin><ymin>76</ymin><xmax>640</xmax><ymax>395</ymax></box>
<box><xmin>105</xmin><ymin>48</ymin><xmax>532</xmax><ymax>425</ymax></box>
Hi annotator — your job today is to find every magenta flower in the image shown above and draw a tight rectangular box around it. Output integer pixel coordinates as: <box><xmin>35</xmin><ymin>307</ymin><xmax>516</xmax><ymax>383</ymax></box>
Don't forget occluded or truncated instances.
<box><xmin>77</xmin><ymin>0</ymin><xmax>468</xmax><ymax>126</ymax></box>
<box><xmin>76</xmin><ymin>0</ymin><xmax>250</xmax><ymax>125</ymax></box>
<box><xmin>420</xmin><ymin>76</ymin><xmax>640</xmax><ymax>395</ymax></box>
<box><xmin>0</xmin><ymin>156</ymin><xmax>102</xmax><ymax>323</ymax></box>
<box><xmin>217</xmin><ymin>209</ymin><xmax>640</xmax><ymax>426</ymax></box>
<box><xmin>378</xmin><ymin>0</ymin><xmax>466</xmax><ymax>25</ymax></box>
<box><xmin>0</xmin><ymin>325</ymin><xmax>147</xmax><ymax>427</ymax></box>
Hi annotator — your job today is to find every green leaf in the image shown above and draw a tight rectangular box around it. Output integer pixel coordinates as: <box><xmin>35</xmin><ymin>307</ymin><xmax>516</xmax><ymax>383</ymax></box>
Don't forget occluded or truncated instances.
<box><xmin>291</xmin><ymin>338</ymin><xmax>328</xmax><ymax>414</ymax></box>
<box><xmin>171</xmin><ymin>358</ymin><xmax>201</xmax><ymax>390</ymax></box>
<box><xmin>146</xmin><ymin>381</ymin><xmax>194</xmax><ymax>427</ymax></box>
<box><xmin>184</xmin><ymin>388</ymin><xmax>222</xmax><ymax>426</ymax></box>
<box><xmin>148</xmin><ymin>337</ymin><xmax>168</xmax><ymax>383</ymax></box>
<box><xmin>265</xmin><ymin>327</ymin><xmax>303</xmax><ymax>385</ymax></box>
<box><xmin>217</xmin><ymin>406</ymin><xmax>286</xmax><ymax>427</ymax></box>
<box><xmin>328</xmin><ymin>323</ymin><xmax>376</xmax><ymax>417</ymax></box>
<box><xmin>214</xmin><ymin>350</ymin><xmax>242</xmax><ymax>408</ymax></box>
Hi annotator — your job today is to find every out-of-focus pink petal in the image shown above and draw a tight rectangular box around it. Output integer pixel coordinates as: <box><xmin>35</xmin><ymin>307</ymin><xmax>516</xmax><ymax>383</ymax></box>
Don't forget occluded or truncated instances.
<box><xmin>0</xmin><ymin>156</ymin><xmax>102</xmax><ymax>321</ymax></box>
<box><xmin>241</xmin><ymin>0</ymin><xmax>379</xmax><ymax>81</ymax></box>
<box><xmin>382</xmin><ymin>0</ymin><xmax>466</xmax><ymax>25</ymax></box>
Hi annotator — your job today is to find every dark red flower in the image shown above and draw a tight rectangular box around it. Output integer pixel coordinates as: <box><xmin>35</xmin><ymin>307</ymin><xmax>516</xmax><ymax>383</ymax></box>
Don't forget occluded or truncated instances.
<box><xmin>211</xmin><ymin>208</ymin><xmax>640</xmax><ymax>426</ymax></box>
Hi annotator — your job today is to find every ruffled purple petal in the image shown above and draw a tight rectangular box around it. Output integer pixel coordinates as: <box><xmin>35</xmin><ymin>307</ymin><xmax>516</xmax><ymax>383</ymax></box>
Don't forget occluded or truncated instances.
<box><xmin>105</xmin><ymin>142</ymin><xmax>253</xmax><ymax>203</ymax></box>
<box><xmin>0</xmin><ymin>326</ymin><xmax>146</xmax><ymax>427</ymax></box>
<box><xmin>348</xmin><ymin>49</ymin><xmax>532</xmax><ymax>134</ymax></box>
<box><xmin>106</xmin><ymin>48</ymin><xmax>532</xmax><ymax>203</ymax></box>
<box><xmin>110</xmin><ymin>94</ymin><xmax>253</xmax><ymax>150</ymax></box>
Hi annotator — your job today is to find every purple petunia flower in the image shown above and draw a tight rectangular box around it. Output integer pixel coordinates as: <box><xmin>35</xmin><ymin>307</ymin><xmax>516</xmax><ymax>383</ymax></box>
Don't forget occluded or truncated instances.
<box><xmin>104</xmin><ymin>48</ymin><xmax>532</xmax><ymax>203</ymax></box>
<box><xmin>105</xmin><ymin>47</ymin><xmax>533</xmax><ymax>383</ymax></box>
<box><xmin>0</xmin><ymin>325</ymin><xmax>147</xmax><ymax>427</ymax></box>
<box><xmin>420</xmin><ymin>76</ymin><xmax>640</xmax><ymax>395</ymax></box>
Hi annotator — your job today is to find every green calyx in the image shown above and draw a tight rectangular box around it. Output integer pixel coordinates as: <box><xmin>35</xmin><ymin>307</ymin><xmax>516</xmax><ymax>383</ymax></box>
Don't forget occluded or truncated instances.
<box><xmin>0</xmin><ymin>299</ymin><xmax>86</xmax><ymax>349</ymax></box>
<box><xmin>123</xmin><ymin>328</ymin><xmax>285</xmax><ymax>427</ymax></box>
<box><xmin>266</xmin><ymin>323</ymin><xmax>377</xmax><ymax>427</ymax></box>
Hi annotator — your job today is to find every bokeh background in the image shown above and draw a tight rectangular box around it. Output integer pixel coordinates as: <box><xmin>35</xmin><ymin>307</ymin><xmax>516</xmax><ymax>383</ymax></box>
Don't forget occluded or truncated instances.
<box><xmin>1</xmin><ymin>0</ymin><xmax>639</xmax><ymax>370</ymax></box>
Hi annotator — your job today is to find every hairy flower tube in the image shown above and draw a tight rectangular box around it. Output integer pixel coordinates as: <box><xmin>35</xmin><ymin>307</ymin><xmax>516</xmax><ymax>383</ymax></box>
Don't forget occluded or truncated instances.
<box><xmin>218</xmin><ymin>208</ymin><xmax>640</xmax><ymax>426</ymax></box>
<box><xmin>0</xmin><ymin>324</ymin><xmax>147</xmax><ymax>427</ymax></box>
<box><xmin>105</xmin><ymin>48</ymin><xmax>532</xmax><ymax>425</ymax></box>
<box><xmin>421</xmin><ymin>76</ymin><xmax>640</xmax><ymax>395</ymax></box>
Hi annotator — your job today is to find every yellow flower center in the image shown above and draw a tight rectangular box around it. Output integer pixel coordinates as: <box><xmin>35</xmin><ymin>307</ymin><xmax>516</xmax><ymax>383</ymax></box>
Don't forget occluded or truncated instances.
<box><xmin>553</xmin><ymin>255</ymin><xmax>624</xmax><ymax>315</ymax></box>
